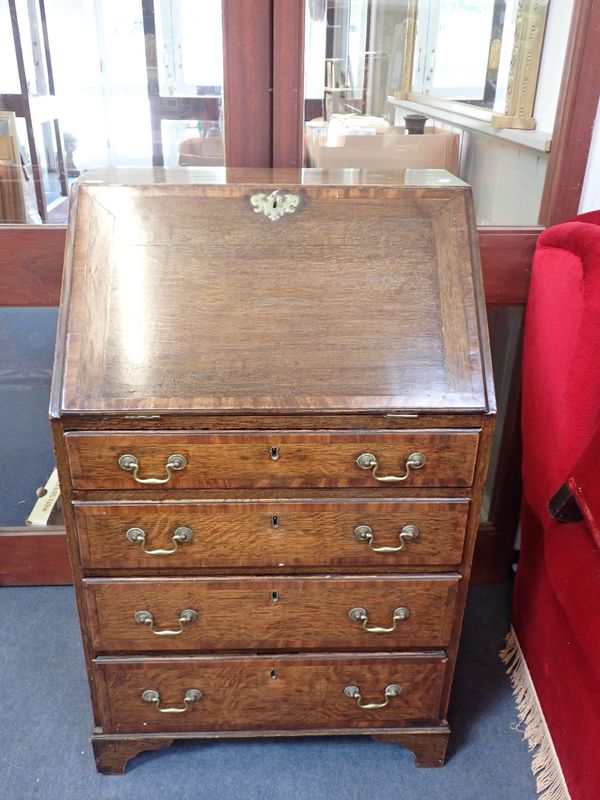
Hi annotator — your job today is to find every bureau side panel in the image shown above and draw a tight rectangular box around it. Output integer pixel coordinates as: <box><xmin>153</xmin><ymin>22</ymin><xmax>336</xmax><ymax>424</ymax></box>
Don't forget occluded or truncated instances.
<box><xmin>50</xmin><ymin>419</ymin><xmax>103</xmax><ymax>726</ymax></box>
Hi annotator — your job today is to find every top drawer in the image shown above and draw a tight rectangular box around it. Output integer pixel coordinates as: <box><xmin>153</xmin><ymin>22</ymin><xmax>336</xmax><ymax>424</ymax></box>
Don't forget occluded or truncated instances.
<box><xmin>65</xmin><ymin>430</ymin><xmax>479</xmax><ymax>490</ymax></box>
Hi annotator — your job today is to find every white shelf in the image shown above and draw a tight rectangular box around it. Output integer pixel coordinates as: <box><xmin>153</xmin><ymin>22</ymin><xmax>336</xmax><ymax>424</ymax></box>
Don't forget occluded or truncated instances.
<box><xmin>387</xmin><ymin>97</ymin><xmax>552</xmax><ymax>154</ymax></box>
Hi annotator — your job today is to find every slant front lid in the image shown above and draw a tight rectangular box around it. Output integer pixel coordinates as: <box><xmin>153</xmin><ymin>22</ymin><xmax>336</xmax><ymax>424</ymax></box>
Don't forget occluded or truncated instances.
<box><xmin>53</xmin><ymin>168</ymin><xmax>492</xmax><ymax>415</ymax></box>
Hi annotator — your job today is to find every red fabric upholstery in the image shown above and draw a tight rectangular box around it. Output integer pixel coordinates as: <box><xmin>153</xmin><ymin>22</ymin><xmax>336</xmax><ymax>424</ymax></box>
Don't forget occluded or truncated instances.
<box><xmin>514</xmin><ymin>505</ymin><xmax>600</xmax><ymax>800</ymax></box>
<box><xmin>567</xmin><ymin>420</ymin><xmax>600</xmax><ymax>547</ymax></box>
<box><xmin>520</xmin><ymin>211</ymin><xmax>600</xmax><ymax>519</ymax></box>
<box><xmin>514</xmin><ymin>210</ymin><xmax>600</xmax><ymax>800</ymax></box>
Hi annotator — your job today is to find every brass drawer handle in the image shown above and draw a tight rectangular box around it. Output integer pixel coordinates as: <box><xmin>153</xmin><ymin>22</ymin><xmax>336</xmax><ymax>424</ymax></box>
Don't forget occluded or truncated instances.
<box><xmin>343</xmin><ymin>684</ymin><xmax>401</xmax><ymax>710</ymax></box>
<box><xmin>353</xmin><ymin>523</ymin><xmax>420</xmax><ymax>553</ymax></box>
<box><xmin>348</xmin><ymin>606</ymin><xmax>410</xmax><ymax>633</ymax></box>
<box><xmin>126</xmin><ymin>525</ymin><xmax>193</xmax><ymax>556</ymax></box>
<box><xmin>142</xmin><ymin>688</ymin><xmax>202</xmax><ymax>713</ymax></box>
<box><xmin>356</xmin><ymin>452</ymin><xmax>426</xmax><ymax>482</ymax></box>
<box><xmin>117</xmin><ymin>453</ymin><xmax>187</xmax><ymax>484</ymax></box>
<box><xmin>134</xmin><ymin>608</ymin><xmax>198</xmax><ymax>636</ymax></box>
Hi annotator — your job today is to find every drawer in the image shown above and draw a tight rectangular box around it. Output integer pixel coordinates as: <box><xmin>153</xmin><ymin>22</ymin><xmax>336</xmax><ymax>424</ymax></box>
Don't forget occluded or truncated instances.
<box><xmin>95</xmin><ymin>652</ymin><xmax>447</xmax><ymax>733</ymax></box>
<box><xmin>65</xmin><ymin>430</ymin><xmax>479</xmax><ymax>490</ymax></box>
<box><xmin>84</xmin><ymin>575</ymin><xmax>460</xmax><ymax>653</ymax></box>
<box><xmin>75</xmin><ymin>499</ymin><xmax>470</xmax><ymax>570</ymax></box>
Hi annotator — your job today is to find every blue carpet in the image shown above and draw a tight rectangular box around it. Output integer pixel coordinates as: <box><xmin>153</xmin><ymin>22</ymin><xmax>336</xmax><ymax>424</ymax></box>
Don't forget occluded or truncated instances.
<box><xmin>0</xmin><ymin>583</ymin><xmax>535</xmax><ymax>799</ymax></box>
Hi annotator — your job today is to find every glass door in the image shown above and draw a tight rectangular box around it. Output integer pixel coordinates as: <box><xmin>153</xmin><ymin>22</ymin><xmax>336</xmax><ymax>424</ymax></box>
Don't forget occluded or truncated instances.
<box><xmin>143</xmin><ymin>0</ymin><xmax>225</xmax><ymax>166</ymax></box>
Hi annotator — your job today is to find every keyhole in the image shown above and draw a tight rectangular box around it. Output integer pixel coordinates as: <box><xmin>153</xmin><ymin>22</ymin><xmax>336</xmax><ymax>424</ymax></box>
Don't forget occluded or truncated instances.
<box><xmin>271</xmin><ymin>590</ymin><xmax>279</xmax><ymax>603</ymax></box>
<box><xmin>270</xmin><ymin>669</ymin><xmax>278</xmax><ymax>679</ymax></box>
<box><xmin>271</xmin><ymin>515</ymin><xmax>279</xmax><ymax>529</ymax></box>
<box><xmin>270</xmin><ymin>446</ymin><xmax>280</xmax><ymax>461</ymax></box>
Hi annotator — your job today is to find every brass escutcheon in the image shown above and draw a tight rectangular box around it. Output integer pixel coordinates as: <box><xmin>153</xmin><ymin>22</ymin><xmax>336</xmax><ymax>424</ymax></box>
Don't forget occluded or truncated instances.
<box><xmin>250</xmin><ymin>190</ymin><xmax>300</xmax><ymax>221</ymax></box>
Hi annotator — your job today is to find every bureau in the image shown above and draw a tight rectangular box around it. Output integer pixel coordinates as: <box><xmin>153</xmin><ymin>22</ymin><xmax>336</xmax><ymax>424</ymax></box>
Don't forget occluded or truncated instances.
<box><xmin>50</xmin><ymin>167</ymin><xmax>495</xmax><ymax>774</ymax></box>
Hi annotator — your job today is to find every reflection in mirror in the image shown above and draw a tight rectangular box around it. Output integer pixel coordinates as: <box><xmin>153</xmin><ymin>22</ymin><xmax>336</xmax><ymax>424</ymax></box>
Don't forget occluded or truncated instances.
<box><xmin>0</xmin><ymin>0</ymin><xmax>20</xmax><ymax>94</ymax></box>
<box><xmin>0</xmin><ymin>112</ymin><xmax>28</xmax><ymax>222</ymax></box>
<box><xmin>0</xmin><ymin>0</ymin><xmax>68</xmax><ymax>222</ymax></box>
<box><xmin>412</xmin><ymin>0</ymin><xmax>512</xmax><ymax>109</ymax></box>
<box><xmin>304</xmin><ymin>0</ymin><xmax>460</xmax><ymax>175</ymax></box>
<box><xmin>154</xmin><ymin>0</ymin><xmax>223</xmax><ymax>100</ymax></box>
<box><xmin>0</xmin><ymin>0</ymin><xmax>225</xmax><ymax>223</ymax></box>
<box><xmin>163</xmin><ymin>120</ymin><xmax>224</xmax><ymax>168</ymax></box>
<box><xmin>411</xmin><ymin>0</ymin><xmax>549</xmax><ymax>129</ymax></box>
<box><xmin>303</xmin><ymin>0</ymin><xmax>566</xmax><ymax>225</ymax></box>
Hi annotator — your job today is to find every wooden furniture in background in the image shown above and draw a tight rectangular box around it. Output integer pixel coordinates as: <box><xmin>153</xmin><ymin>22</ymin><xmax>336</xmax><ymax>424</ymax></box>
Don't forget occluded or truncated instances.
<box><xmin>50</xmin><ymin>168</ymin><xmax>494</xmax><ymax>773</ymax></box>
<box><xmin>0</xmin><ymin>123</ymin><xmax>27</xmax><ymax>223</ymax></box>
<box><xmin>0</xmin><ymin>159</ymin><xmax>26</xmax><ymax>223</ymax></box>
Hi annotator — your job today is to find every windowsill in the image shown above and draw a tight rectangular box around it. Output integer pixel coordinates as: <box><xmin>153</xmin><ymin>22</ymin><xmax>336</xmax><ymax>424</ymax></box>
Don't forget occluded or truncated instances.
<box><xmin>387</xmin><ymin>96</ymin><xmax>552</xmax><ymax>154</ymax></box>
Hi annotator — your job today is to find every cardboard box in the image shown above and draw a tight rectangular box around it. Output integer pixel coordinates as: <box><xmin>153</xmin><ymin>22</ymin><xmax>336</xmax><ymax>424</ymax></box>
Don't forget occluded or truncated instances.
<box><xmin>305</xmin><ymin>118</ymin><xmax>460</xmax><ymax>174</ymax></box>
<box><xmin>178</xmin><ymin>135</ymin><xmax>225</xmax><ymax>167</ymax></box>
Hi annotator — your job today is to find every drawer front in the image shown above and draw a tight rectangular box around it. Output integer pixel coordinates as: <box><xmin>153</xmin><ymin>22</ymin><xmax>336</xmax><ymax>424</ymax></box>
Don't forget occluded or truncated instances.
<box><xmin>95</xmin><ymin>653</ymin><xmax>447</xmax><ymax>733</ymax></box>
<box><xmin>85</xmin><ymin>575</ymin><xmax>459</xmax><ymax>653</ymax></box>
<box><xmin>75</xmin><ymin>499</ymin><xmax>469</xmax><ymax>570</ymax></box>
<box><xmin>66</xmin><ymin>430</ymin><xmax>479</xmax><ymax>490</ymax></box>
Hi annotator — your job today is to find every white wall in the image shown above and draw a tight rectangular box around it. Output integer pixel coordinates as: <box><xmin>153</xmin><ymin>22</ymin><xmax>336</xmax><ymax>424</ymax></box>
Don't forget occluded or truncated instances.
<box><xmin>534</xmin><ymin>0</ymin><xmax>574</xmax><ymax>133</ymax></box>
<box><xmin>579</xmin><ymin>98</ymin><xmax>600</xmax><ymax>213</ymax></box>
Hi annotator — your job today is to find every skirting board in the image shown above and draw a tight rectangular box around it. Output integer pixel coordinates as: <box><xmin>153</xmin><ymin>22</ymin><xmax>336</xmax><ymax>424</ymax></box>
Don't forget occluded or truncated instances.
<box><xmin>0</xmin><ymin>527</ymin><xmax>71</xmax><ymax>586</ymax></box>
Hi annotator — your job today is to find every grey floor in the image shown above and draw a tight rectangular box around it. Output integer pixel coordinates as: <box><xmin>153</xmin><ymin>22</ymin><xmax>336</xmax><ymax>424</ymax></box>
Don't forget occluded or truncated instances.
<box><xmin>0</xmin><ymin>582</ymin><xmax>536</xmax><ymax>800</ymax></box>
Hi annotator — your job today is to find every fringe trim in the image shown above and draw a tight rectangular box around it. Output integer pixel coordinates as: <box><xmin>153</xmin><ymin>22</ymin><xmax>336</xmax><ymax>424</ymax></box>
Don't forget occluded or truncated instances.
<box><xmin>500</xmin><ymin>627</ymin><xmax>571</xmax><ymax>800</ymax></box>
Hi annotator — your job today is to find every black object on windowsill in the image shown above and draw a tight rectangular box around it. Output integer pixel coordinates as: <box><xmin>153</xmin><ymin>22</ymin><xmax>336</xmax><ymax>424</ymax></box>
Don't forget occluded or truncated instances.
<box><xmin>404</xmin><ymin>113</ymin><xmax>429</xmax><ymax>135</ymax></box>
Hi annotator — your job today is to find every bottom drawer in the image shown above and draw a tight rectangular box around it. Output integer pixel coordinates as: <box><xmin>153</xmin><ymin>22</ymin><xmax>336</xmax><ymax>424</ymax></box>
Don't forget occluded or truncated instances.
<box><xmin>95</xmin><ymin>653</ymin><xmax>447</xmax><ymax>734</ymax></box>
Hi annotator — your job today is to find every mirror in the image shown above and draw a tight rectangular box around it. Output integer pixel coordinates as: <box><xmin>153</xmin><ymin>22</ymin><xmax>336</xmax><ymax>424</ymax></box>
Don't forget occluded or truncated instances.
<box><xmin>407</xmin><ymin>0</ymin><xmax>550</xmax><ymax>129</ymax></box>
<box><xmin>0</xmin><ymin>0</ymin><xmax>225</xmax><ymax>224</ymax></box>
<box><xmin>412</xmin><ymin>0</ymin><xmax>510</xmax><ymax>108</ymax></box>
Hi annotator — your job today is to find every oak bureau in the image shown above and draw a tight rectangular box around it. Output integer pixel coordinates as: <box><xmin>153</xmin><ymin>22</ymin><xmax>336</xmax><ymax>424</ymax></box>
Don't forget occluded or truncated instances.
<box><xmin>50</xmin><ymin>167</ymin><xmax>495</xmax><ymax>774</ymax></box>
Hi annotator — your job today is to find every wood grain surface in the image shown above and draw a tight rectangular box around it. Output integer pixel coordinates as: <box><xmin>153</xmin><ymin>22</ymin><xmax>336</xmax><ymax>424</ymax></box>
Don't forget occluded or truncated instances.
<box><xmin>48</xmin><ymin>170</ymin><xmax>495</xmax><ymax>769</ymax></box>
<box><xmin>92</xmin><ymin>736</ymin><xmax>174</xmax><ymax>775</ymax></box>
<box><xmin>84</xmin><ymin>574</ymin><xmax>460</xmax><ymax>653</ymax></box>
<box><xmin>53</xmin><ymin>171</ymin><xmax>491</xmax><ymax>414</ymax></box>
<box><xmin>95</xmin><ymin>652</ymin><xmax>447</xmax><ymax>733</ymax></box>
<box><xmin>222</xmin><ymin>0</ymin><xmax>272</xmax><ymax>168</ymax></box>
<box><xmin>91</xmin><ymin>727</ymin><xmax>450</xmax><ymax>772</ymax></box>
<box><xmin>74</xmin><ymin>498</ymin><xmax>469</xmax><ymax>571</ymax></box>
<box><xmin>65</xmin><ymin>430</ymin><xmax>480</xmax><ymax>490</ymax></box>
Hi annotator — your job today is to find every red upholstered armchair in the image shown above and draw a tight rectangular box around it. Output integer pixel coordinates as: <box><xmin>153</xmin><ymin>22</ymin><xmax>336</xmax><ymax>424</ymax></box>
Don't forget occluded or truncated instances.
<box><xmin>502</xmin><ymin>211</ymin><xmax>600</xmax><ymax>800</ymax></box>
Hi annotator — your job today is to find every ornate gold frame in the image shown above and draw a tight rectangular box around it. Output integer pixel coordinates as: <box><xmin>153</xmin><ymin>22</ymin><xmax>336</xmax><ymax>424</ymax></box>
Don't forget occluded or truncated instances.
<box><xmin>396</xmin><ymin>0</ymin><xmax>550</xmax><ymax>131</ymax></box>
<box><xmin>491</xmin><ymin>0</ymin><xmax>550</xmax><ymax>129</ymax></box>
